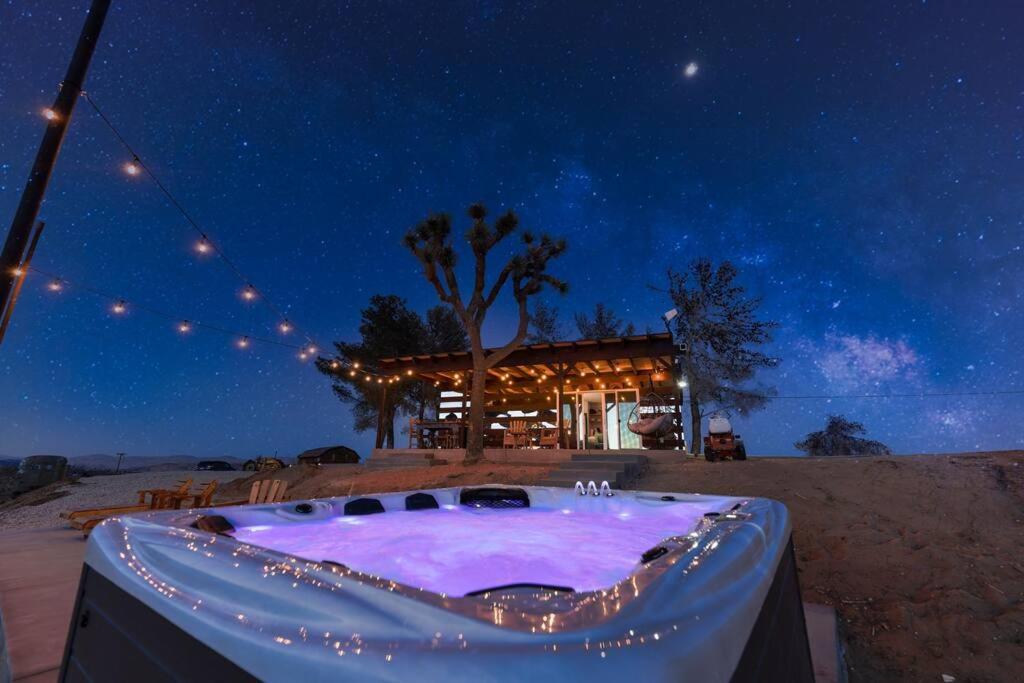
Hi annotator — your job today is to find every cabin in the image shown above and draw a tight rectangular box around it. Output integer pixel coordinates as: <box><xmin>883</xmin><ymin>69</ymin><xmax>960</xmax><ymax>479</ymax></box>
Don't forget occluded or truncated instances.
<box><xmin>296</xmin><ymin>445</ymin><xmax>361</xmax><ymax>465</ymax></box>
<box><xmin>370</xmin><ymin>333</ymin><xmax>686</xmax><ymax>464</ymax></box>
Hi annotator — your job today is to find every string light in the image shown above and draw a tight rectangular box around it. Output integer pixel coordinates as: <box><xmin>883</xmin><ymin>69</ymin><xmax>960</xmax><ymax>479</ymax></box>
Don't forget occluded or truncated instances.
<box><xmin>42</xmin><ymin>108</ymin><xmax>58</xmax><ymax>121</ymax></box>
<box><xmin>123</xmin><ymin>158</ymin><xmax>141</xmax><ymax>176</ymax></box>
<box><xmin>46</xmin><ymin>279</ymin><xmax>63</xmax><ymax>292</ymax></box>
<box><xmin>240</xmin><ymin>284</ymin><xmax>257</xmax><ymax>301</ymax></box>
<box><xmin>237</xmin><ymin>336</ymin><xmax>250</xmax><ymax>349</ymax></box>
<box><xmin>111</xmin><ymin>300</ymin><xmax>127</xmax><ymax>315</ymax></box>
<box><xmin>298</xmin><ymin>351</ymin><xmax>309</xmax><ymax>361</ymax></box>
<box><xmin>10</xmin><ymin>266</ymin><xmax>24</xmax><ymax>277</ymax></box>
<box><xmin>195</xmin><ymin>237</ymin><xmax>212</xmax><ymax>255</ymax></box>
<box><xmin>177</xmin><ymin>320</ymin><xmax>192</xmax><ymax>334</ymax></box>
<box><xmin>306</xmin><ymin>344</ymin><xmax>317</xmax><ymax>355</ymax></box>
<box><xmin>278</xmin><ymin>320</ymin><xmax>292</xmax><ymax>334</ymax></box>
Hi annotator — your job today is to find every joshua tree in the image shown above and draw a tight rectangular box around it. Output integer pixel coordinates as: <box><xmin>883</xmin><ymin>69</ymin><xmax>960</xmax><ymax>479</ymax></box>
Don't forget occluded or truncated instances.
<box><xmin>526</xmin><ymin>299</ymin><xmax>564</xmax><ymax>343</ymax></box>
<box><xmin>666</xmin><ymin>259</ymin><xmax>779</xmax><ymax>454</ymax></box>
<box><xmin>404</xmin><ymin>204</ymin><xmax>567</xmax><ymax>464</ymax></box>
<box><xmin>795</xmin><ymin>415</ymin><xmax>892</xmax><ymax>456</ymax></box>
<box><xmin>574</xmin><ymin>303</ymin><xmax>635</xmax><ymax>338</ymax></box>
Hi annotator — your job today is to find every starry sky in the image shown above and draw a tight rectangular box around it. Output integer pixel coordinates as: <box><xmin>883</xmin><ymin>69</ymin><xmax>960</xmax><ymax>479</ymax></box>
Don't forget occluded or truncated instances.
<box><xmin>1</xmin><ymin>1</ymin><xmax>1022</xmax><ymax>459</ymax></box>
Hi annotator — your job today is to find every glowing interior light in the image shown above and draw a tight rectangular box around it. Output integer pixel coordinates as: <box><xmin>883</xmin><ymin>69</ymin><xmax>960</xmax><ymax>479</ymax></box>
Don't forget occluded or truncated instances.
<box><xmin>237</xmin><ymin>336</ymin><xmax>250</xmax><ymax>349</ymax></box>
<box><xmin>111</xmin><ymin>300</ymin><xmax>127</xmax><ymax>315</ymax></box>
<box><xmin>241</xmin><ymin>285</ymin><xmax>257</xmax><ymax>301</ymax></box>
<box><xmin>278</xmin><ymin>320</ymin><xmax>292</xmax><ymax>334</ymax></box>
<box><xmin>46</xmin><ymin>279</ymin><xmax>63</xmax><ymax>292</ymax></box>
<box><xmin>177</xmin><ymin>320</ymin><xmax>192</xmax><ymax>334</ymax></box>
<box><xmin>677</xmin><ymin>380</ymin><xmax>688</xmax><ymax>388</ymax></box>
<box><xmin>123</xmin><ymin>160</ymin><xmax>141</xmax><ymax>176</ymax></box>
<box><xmin>42</xmin><ymin>108</ymin><xmax>58</xmax><ymax>121</ymax></box>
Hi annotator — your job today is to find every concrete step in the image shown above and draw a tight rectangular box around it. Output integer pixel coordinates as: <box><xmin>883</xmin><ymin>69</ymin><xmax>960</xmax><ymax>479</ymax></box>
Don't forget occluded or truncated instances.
<box><xmin>570</xmin><ymin>453</ymin><xmax>647</xmax><ymax>464</ymax></box>
<box><xmin>542</xmin><ymin>468</ymin><xmax>625</xmax><ymax>488</ymax></box>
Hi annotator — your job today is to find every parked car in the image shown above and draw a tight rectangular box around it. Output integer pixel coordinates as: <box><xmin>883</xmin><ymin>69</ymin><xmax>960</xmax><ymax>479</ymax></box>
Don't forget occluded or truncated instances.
<box><xmin>196</xmin><ymin>460</ymin><xmax>235</xmax><ymax>471</ymax></box>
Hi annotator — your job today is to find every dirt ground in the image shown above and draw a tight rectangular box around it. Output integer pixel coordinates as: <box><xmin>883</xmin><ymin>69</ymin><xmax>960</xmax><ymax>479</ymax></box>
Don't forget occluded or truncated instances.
<box><xmin>4</xmin><ymin>453</ymin><xmax>1022</xmax><ymax>681</ymax></box>
<box><xmin>640</xmin><ymin>452</ymin><xmax>1024</xmax><ymax>683</ymax></box>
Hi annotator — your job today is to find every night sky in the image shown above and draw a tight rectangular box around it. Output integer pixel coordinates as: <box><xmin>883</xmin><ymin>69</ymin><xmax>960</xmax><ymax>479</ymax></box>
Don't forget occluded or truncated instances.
<box><xmin>2</xmin><ymin>1</ymin><xmax>1022</xmax><ymax>459</ymax></box>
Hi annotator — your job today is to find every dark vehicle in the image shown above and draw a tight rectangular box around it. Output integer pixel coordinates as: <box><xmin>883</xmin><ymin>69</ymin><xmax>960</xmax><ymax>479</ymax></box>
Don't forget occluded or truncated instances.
<box><xmin>14</xmin><ymin>455</ymin><xmax>68</xmax><ymax>494</ymax></box>
<box><xmin>196</xmin><ymin>460</ymin><xmax>235</xmax><ymax>471</ymax></box>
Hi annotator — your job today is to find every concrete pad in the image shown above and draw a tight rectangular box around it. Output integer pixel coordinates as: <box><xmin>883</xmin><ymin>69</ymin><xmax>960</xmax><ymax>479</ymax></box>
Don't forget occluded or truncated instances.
<box><xmin>0</xmin><ymin>528</ymin><xmax>85</xmax><ymax>682</ymax></box>
<box><xmin>804</xmin><ymin>602</ymin><xmax>844</xmax><ymax>683</ymax></box>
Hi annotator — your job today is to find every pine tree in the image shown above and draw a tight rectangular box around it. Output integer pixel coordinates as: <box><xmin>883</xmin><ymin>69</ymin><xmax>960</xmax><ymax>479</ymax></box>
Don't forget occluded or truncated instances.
<box><xmin>526</xmin><ymin>299</ymin><xmax>564</xmax><ymax>343</ymax></box>
<box><xmin>574</xmin><ymin>303</ymin><xmax>635</xmax><ymax>338</ymax></box>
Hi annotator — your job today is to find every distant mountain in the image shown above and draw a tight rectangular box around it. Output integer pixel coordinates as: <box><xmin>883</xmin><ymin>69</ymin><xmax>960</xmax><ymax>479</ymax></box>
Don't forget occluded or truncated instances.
<box><xmin>69</xmin><ymin>454</ymin><xmax>249</xmax><ymax>472</ymax></box>
<box><xmin>0</xmin><ymin>458</ymin><xmax>19</xmax><ymax>468</ymax></box>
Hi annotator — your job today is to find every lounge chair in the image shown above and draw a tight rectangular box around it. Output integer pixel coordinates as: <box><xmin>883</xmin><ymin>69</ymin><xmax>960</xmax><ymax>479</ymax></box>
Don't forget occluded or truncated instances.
<box><xmin>62</xmin><ymin>479</ymin><xmax>207</xmax><ymax>536</ymax></box>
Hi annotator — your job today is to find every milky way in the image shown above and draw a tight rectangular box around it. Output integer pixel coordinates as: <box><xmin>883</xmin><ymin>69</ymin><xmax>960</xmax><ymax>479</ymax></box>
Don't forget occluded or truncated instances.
<box><xmin>1</xmin><ymin>2</ymin><xmax>1021</xmax><ymax>458</ymax></box>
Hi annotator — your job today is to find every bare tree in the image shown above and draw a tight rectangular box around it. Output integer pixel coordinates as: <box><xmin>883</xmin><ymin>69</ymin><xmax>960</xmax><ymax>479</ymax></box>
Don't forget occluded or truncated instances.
<box><xmin>667</xmin><ymin>259</ymin><xmax>779</xmax><ymax>454</ymax></box>
<box><xmin>404</xmin><ymin>204</ymin><xmax>567</xmax><ymax>463</ymax></box>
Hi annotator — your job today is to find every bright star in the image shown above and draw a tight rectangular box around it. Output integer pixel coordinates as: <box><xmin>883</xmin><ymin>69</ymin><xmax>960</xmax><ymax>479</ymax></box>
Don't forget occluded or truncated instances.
<box><xmin>684</xmin><ymin>62</ymin><xmax>699</xmax><ymax>78</ymax></box>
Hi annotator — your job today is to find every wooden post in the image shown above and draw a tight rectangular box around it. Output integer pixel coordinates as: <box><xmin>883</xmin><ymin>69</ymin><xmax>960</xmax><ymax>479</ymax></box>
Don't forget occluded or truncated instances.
<box><xmin>555</xmin><ymin>363</ymin><xmax>566</xmax><ymax>448</ymax></box>
<box><xmin>0</xmin><ymin>0</ymin><xmax>112</xmax><ymax>338</ymax></box>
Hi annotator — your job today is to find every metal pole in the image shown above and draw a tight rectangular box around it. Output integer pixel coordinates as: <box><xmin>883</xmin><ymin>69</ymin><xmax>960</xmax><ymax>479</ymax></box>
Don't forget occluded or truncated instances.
<box><xmin>0</xmin><ymin>0</ymin><xmax>112</xmax><ymax>339</ymax></box>
<box><xmin>114</xmin><ymin>452</ymin><xmax>125</xmax><ymax>474</ymax></box>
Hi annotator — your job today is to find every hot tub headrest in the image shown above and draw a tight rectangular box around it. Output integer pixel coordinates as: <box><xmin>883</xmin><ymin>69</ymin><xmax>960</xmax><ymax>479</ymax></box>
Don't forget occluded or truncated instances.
<box><xmin>344</xmin><ymin>497</ymin><xmax>386</xmax><ymax>515</ymax></box>
<box><xmin>459</xmin><ymin>487</ymin><xmax>530</xmax><ymax>509</ymax></box>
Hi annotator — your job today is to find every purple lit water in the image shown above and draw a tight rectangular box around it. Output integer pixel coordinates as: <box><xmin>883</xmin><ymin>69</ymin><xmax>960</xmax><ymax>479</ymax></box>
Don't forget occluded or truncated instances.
<box><xmin>231</xmin><ymin>503</ymin><xmax>716</xmax><ymax>596</ymax></box>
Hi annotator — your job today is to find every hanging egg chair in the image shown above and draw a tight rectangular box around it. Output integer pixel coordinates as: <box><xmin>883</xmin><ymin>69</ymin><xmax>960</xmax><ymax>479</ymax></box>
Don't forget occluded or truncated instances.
<box><xmin>626</xmin><ymin>392</ymin><xmax>677</xmax><ymax>436</ymax></box>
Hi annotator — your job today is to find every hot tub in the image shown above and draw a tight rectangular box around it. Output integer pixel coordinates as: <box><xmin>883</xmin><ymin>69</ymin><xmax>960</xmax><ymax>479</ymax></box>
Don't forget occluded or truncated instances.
<box><xmin>59</xmin><ymin>485</ymin><xmax>813</xmax><ymax>682</ymax></box>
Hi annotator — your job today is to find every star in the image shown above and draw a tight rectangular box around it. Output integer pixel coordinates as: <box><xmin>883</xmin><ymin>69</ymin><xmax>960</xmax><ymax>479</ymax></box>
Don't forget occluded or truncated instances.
<box><xmin>684</xmin><ymin>62</ymin><xmax>699</xmax><ymax>78</ymax></box>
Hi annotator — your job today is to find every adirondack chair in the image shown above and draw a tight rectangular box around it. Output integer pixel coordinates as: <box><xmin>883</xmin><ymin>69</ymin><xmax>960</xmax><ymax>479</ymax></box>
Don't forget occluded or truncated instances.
<box><xmin>538</xmin><ymin>427</ymin><xmax>561</xmax><ymax>449</ymax></box>
<box><xmin>503</xmin><ymin>420</ymin><xmax>529</xmax><ymax>449</ymax></box>
<box><xmin>62</xmin><ymin>479</ymin><xmax>199</xmax><ymax>536</ymax></box>
<box><xmin>135</xmin><ymin>478</ymin><xmax>193</xmax><ymax>506</ymax></box>
<box><xmin>215</xmin><ymin>479</ymin><xmax>289</xmax><ymax>507</ymax></box>
<box><xmin>161</xmin><ymin>480</ymin><xmax>219</xmax><ymax>509</ymax></box>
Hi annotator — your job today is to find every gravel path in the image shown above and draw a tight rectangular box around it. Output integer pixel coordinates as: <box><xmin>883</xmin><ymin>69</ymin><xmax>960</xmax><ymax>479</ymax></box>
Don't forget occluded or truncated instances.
<box><xmin>0</xmin><ymin>470</ymin><xmax>234</xmax><ymax>531</ymax></box>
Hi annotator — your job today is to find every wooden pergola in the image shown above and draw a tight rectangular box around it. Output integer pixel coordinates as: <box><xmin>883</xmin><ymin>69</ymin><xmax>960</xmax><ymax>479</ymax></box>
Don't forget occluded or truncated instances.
<box><xmin>377</xmin><ymin>333</ymin><xmax>685</xmax><ymax>450</ymax></box>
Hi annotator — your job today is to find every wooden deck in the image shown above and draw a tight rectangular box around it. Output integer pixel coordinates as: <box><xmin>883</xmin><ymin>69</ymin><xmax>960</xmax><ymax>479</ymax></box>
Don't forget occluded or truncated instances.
<box><xmin>0</xmin><ymin>528</ymin><xmax>85</xmax><ymax>682</ymax></box>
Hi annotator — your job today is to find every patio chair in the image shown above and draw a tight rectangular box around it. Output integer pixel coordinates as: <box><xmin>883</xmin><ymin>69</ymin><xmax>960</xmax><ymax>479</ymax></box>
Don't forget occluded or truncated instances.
<box><xmin>538</xmin><ymin>427</ymin><xmax>561</xmax><ymax>449</ymax></box>
<box><xmin>161</xmin><ymin>480</ymin><xmax>219</xmax><ymax>509</ymax></box>
<box><xmin>503</xmin><ymin>420</ymin><xmax>529</xmax><ymax>449</ymax></box>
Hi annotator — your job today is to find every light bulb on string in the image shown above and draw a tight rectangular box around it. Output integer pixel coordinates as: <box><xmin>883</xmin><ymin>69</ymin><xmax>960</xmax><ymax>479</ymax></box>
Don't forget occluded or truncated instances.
<box><xmin>237</xmin><ymin>336</ymin><xmax>250</xmax><ymax>349</ymax></box>
<box><xmin>306</xmin><ymin>344</ymin><xmax>317</xmax><ymax>355</ymax></box>
<box><xmin>46</xmin><ymin>279</ymin><xmax>63</xmax><ymax>292</ymax></box>
<box><xmin>123</xmin><ymin>157</ymin><xmax>141</xmax><ymax>177</ymax></box>
<box><xmin>353</xmin><ymin>362</ymin><xmax>361</xmax><ymax>369</ymax></box>
<box><xmin>111</xmin><ymin>300</ymin><xmax>127</xmax><ymax>315</ymax></box>
<box><xmin>364</xmin><ymin>376</ymin><xmax>371</xmax><ymax>382</ymax></box>
<box><xmin>348</xmin><ymin>370</ymin><xmax>356</xmax><ymax>377</ymax></box>
<box><xmin>10</xmin><ymin>266</ymin><xmax>24</xmax><ymax>277</ymax></box>
<box><xmin>240</xmin><ymin>284</ymin><xmax>257</xmax><ymax>301</ymax></box>
<box><xmin>177</xmin><ymin>320</ymin><xmax>192</xmax><ymax>334</ymax></box>
<box><xmin>42</xmin><ymin>108</ymin><xmax>58</xmax><ymax>122</ymax></box>
<box><xmin>194</xmin><ymin>236</ymin><xmax>212</xmax><ymax>255</ymax></box>
<box><xmin>298</xmin><ymin>351</ymin><xmax>309</xmax><ymax>361</ymax></box>
<box><xmin>329</xmin><ymin>361</ymin><xmax>339</xmax><ymax>370</ymax></box>
<box><xmin>278</xmin><ymin>320</ymin><xmax>292</xmax><ymax>334</ymax></box>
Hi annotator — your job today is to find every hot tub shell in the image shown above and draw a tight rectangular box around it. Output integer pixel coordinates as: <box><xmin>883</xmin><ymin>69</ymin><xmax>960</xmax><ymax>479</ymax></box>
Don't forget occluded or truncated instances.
<box><xmin>59</xmin><ymin>485</ymin><xmax>813</xmax><ymax>682</ymax></box>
